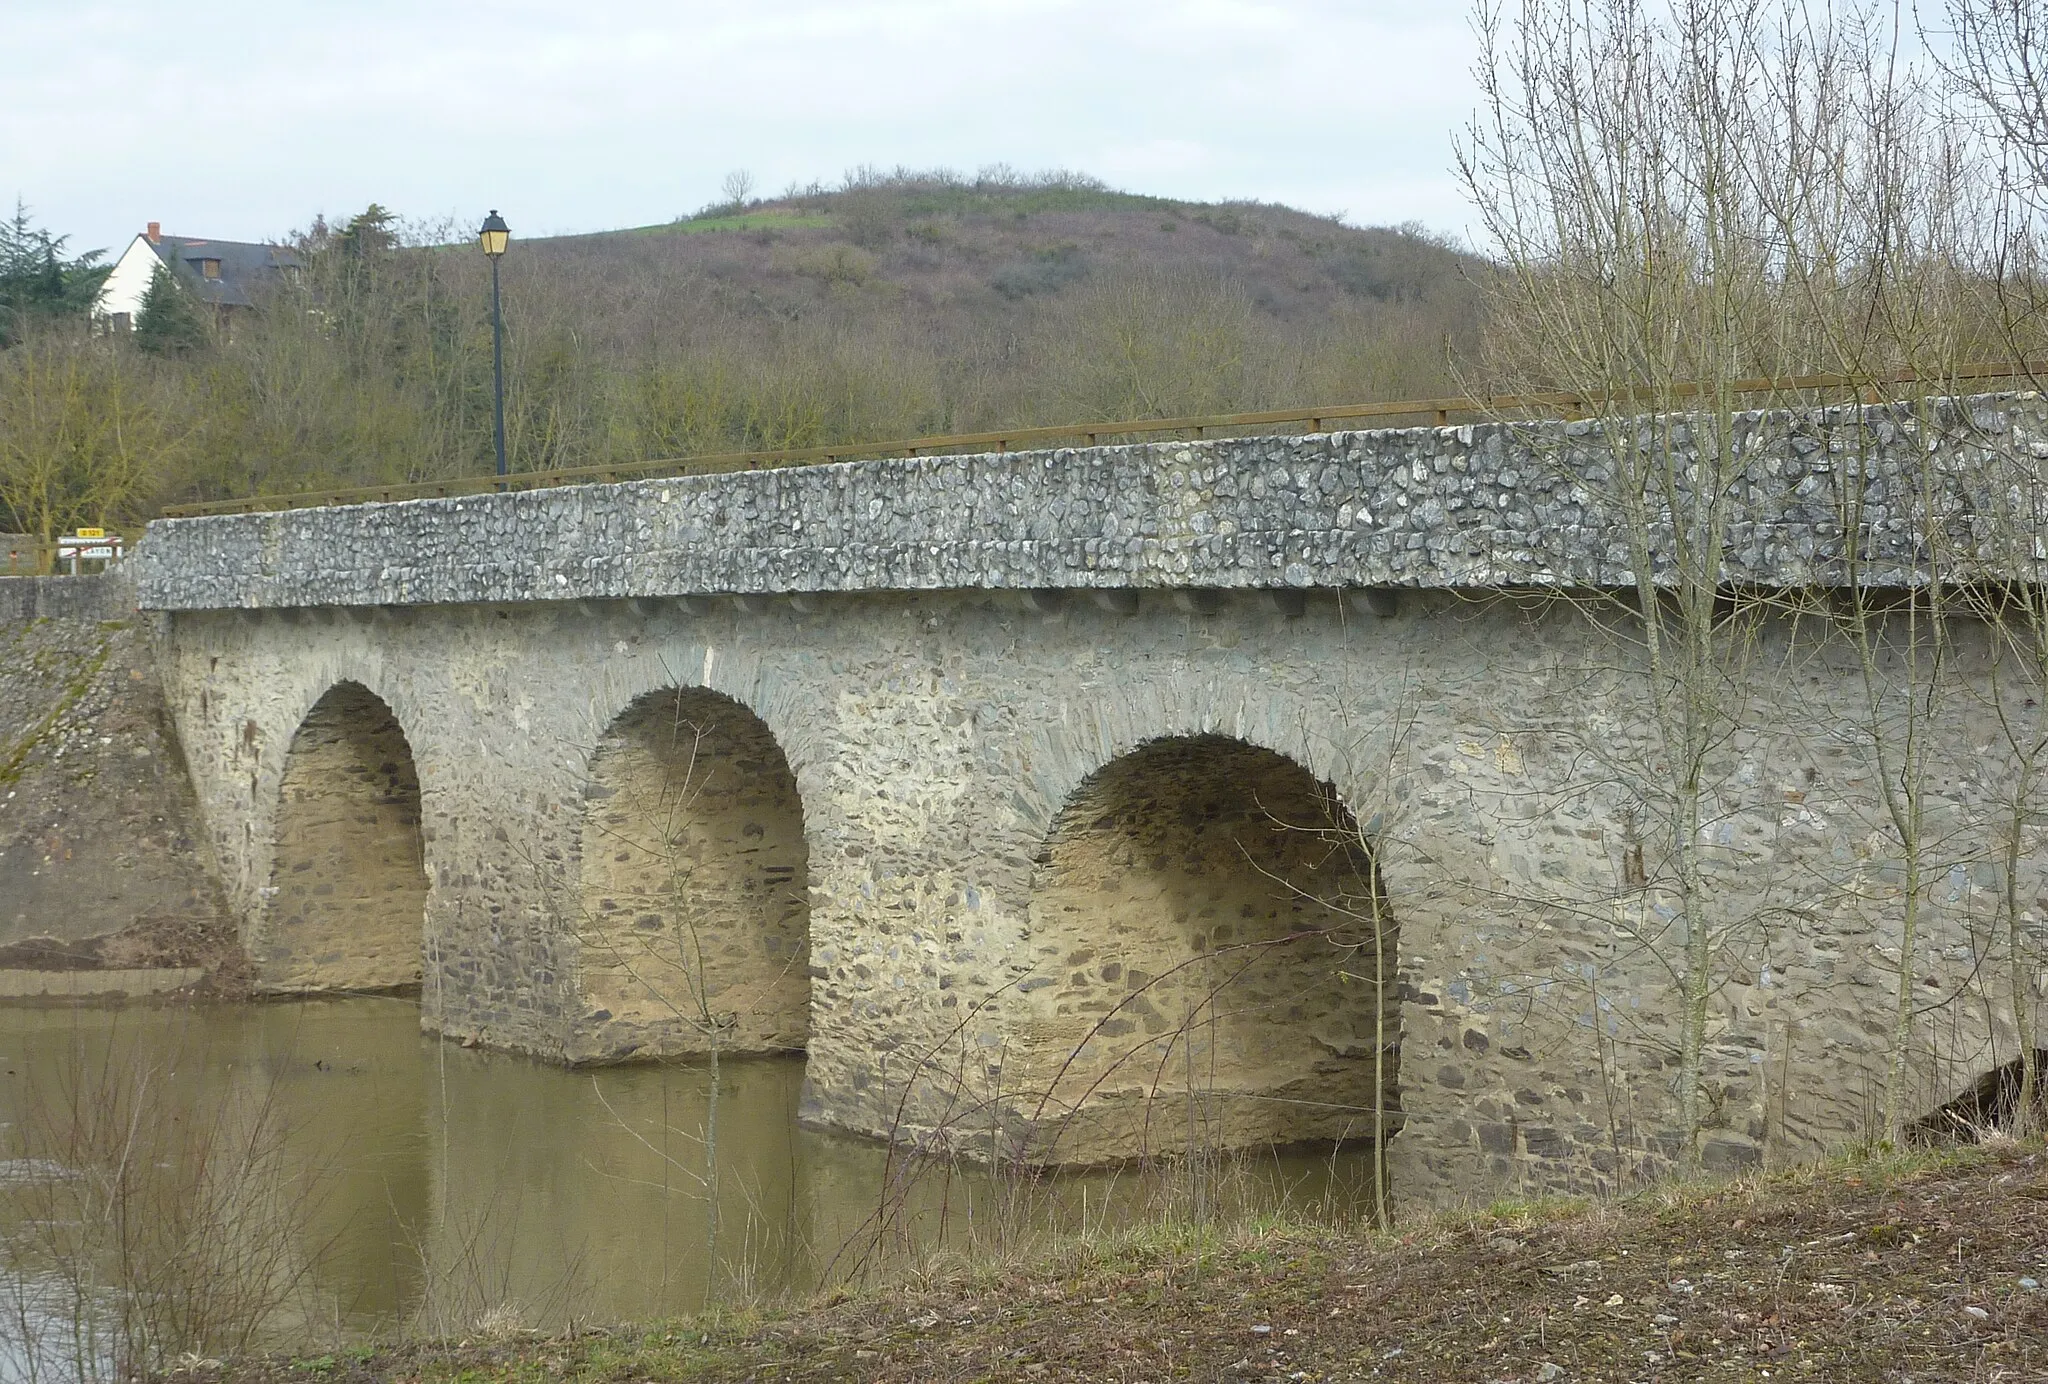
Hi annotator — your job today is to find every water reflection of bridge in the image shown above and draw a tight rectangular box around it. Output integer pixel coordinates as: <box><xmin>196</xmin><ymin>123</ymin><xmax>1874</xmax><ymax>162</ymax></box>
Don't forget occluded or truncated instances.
<box><xmin>0</xmin><ymin>1001</ymin><xmax>1383</xmax><ymax>1331</ymax></box>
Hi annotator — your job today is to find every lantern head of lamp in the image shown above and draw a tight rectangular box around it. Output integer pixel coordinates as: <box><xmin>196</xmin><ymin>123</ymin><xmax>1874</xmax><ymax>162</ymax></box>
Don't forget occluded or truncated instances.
<box><xmin>478</xmin><ymin>210</ymin><xmax>510</xmax><ymax>258</ymax></box>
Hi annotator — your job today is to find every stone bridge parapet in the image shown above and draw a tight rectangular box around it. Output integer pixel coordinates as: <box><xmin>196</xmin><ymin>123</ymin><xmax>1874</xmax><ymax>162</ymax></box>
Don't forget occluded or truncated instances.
<box><xmin>132</xmin><ymin>395</ymin><xmax>2043</xmax><ymax>611</ymax></box>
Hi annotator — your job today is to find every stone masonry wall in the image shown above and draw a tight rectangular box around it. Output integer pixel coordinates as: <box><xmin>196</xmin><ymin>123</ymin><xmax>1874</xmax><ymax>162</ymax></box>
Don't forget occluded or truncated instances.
<box><xmin>151</xmin><ymin>587</ymin><xmax>2048</xmax><ymax>1204</ymax></box>
<box><xmin>131</xmin><ymin>395</ymin><xmax>2048</xmax><ymax>612</ymax></box>
<box><xmin>574</xmin><ymin>687</ymin><xmax>810</xmax><ymax>1058</ymax></box>
<box><xmin>0</xmin><ymin>574</ymin><xmax>227</xmax><ymax>954</ymax></box>
<box><xmin>254</xmin><ymin>681</ymin><xmax>427</xmax><ymax>992</ymax></box>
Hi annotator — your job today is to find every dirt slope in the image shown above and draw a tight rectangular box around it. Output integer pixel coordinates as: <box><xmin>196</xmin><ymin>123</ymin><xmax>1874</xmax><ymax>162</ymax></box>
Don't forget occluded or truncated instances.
<box><xmin>0</xmin><ymin>575</ymin><xmax>234</xmax><ymax>976</ymax></box>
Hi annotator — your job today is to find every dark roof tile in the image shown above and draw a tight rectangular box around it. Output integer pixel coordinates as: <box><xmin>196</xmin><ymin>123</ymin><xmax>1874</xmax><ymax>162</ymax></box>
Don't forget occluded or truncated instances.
<box><xmin>153</xmin><ymin>234</ymin><xmax>304</xmax><ymax>308</ymax></box>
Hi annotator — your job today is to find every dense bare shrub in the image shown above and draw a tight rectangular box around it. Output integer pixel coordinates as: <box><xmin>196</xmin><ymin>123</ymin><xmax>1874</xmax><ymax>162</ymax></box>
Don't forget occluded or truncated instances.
<box><xmin>0</xmin><ymin>334</ymin><xmax>186</xmax><ymax>542</ymax></box>
<box><xmin>0</xmin><ymin>1018</ymin><xmax>332</xmax><ymax>1380</ymax></box>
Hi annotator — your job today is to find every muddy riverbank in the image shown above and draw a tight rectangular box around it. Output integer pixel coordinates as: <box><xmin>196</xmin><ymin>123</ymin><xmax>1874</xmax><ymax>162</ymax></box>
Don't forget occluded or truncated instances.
<box><xmin>171</xmin><ymin>1142</ymin><xmax>2048</xmax><ymax>1383</ymax></box>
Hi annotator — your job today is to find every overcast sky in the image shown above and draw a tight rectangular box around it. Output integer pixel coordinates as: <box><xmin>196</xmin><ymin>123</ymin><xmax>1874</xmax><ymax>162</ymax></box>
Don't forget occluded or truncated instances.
<box><xmin>5</xmin><ymin>1</ymin><xmax>1481</xmax><ymax>256</ymax></box>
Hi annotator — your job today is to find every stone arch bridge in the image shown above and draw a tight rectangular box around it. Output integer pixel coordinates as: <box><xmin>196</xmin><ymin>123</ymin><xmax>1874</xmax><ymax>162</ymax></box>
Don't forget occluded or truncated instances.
<box><xmin>133</xmin><ymin>397</ymin><xmax>2048</xmax><ymax>1203</ymax></box>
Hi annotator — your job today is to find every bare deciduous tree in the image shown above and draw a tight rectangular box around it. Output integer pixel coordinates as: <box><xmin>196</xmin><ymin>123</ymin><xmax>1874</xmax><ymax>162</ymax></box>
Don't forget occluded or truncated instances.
<box><xmin>1457</xmin><ymin>0</ymin><xmax>1981</xmax><ymax>1161</ymax></box>
<box><xmin>0</xmin><ymin>335</ymin><xmax>184</xmax><ymax>551</ymax></box>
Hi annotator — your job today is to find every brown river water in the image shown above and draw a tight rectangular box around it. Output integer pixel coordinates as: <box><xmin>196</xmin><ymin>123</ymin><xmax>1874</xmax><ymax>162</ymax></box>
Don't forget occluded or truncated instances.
<box><xmin>0</xmin><ymin>997</ymin><xmax>1383</xmax><ymax>1341</ymax></box>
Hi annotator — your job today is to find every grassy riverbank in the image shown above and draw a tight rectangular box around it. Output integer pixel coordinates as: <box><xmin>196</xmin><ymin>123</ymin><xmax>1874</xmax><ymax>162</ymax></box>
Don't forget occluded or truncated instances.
<box><xmin>190</xmin><ymin>1140</ymin><xmax>2048</xmax><ymax>1383</ymax></box>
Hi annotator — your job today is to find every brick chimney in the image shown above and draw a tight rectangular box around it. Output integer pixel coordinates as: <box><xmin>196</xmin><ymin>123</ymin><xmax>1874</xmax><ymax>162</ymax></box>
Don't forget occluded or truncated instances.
<box><xmin>146</xmin><ymin>221</ymin><xmax>160</xmax><ymax>244</ymax></box>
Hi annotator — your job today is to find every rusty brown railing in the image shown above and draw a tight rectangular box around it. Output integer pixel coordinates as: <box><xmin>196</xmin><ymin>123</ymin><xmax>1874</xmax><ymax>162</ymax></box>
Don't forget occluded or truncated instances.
<box><xmin>157</xmin><ymin>360</ymin><xmax>2048</xmax><ymax>519</ymax></box>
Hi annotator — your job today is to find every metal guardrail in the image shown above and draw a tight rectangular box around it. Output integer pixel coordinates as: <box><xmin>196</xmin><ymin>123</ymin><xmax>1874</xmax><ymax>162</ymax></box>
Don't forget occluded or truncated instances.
<box><xmin>158</xmin><ymin>360</ymin><xmax>2048</xmax><ymax>519</ymax></box>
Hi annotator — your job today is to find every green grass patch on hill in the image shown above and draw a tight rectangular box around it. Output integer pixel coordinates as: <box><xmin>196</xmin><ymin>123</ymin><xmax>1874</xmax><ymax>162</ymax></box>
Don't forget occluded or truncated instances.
<box><xmin>645</xmin><ymin>186</ymin><xmax>1186</xmax><ymax>237</ymax></box>
<box><xmin>866</xmin><ymin>184</ymin><xmax>1183</xmax><ymax>220</ymax></box>
<box><xmin>622</xmin><ymin>209</ymin><xmax>836</xmax><ymax>236</ymax></box>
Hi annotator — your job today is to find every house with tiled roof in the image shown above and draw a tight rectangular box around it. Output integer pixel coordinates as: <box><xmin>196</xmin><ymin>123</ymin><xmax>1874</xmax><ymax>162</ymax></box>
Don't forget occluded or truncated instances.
<box><xmin>94</xmin><ymin>222</ymin><xmax>303</xmax><ymax>330</ymax></box>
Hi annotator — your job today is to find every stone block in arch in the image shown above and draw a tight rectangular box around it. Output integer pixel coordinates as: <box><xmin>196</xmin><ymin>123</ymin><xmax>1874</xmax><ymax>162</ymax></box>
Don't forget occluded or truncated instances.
<box><xmin>254</xmin><ymin>680</ymin><xmax>427</xmax><ymax>992</ymax></box>
<box><xmin>572</xmin><ymin>686</ymin><xmax>810</xmax><ymax>1058</ymax></box>
<box><xmin>1014</xmin><ymin>734</ymin><xmax>1401</xmax><ymax>1166</ymax></box>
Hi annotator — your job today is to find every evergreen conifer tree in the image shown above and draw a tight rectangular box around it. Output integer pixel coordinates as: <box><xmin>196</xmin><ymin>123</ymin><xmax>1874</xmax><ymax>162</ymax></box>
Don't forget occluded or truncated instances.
<box><xmin>133</xmin><ymin>264</ymin><xmax>209</xmax><ymax>355</ymax></box>
<box><xmin>0</xmin><ymin>203</ymin><xmax>108</xmax><ymax>347</ymax></box>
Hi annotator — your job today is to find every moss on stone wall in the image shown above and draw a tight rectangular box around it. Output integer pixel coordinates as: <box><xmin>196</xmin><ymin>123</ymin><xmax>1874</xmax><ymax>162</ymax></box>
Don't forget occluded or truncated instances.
<box><xmin>0</xmin><ymin>578</ymin><xmax>229</xmax><ymax>957</ymax></box>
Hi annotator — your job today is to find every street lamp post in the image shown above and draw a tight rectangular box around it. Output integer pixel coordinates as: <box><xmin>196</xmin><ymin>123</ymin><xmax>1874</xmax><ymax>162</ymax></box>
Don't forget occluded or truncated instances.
<box><xmin>478</xmin><ymin>210</ymin><xmax>511</xmax><ymax>478</ymax></box>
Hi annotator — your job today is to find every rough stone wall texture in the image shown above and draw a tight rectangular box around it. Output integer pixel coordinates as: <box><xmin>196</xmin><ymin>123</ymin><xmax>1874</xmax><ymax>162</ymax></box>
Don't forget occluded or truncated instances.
<box><xmin>1018</xmin><ymin>736</ymin><xmax>1394</xmax><ymax>1165</ymax></box>
<box><xmin>0</xmin><ymin>574</ymin><xmax>226</xmax><ymax>950</ymax></box>
<box><xmin>254</xmin><ymin>681</ymin><xmax>427</xmax><ymax>992</ymax></box>
<box><xmin>0</xmin><ymin>574</ymin><xmax>134</xmax><ymax>623</ymax></box>
<box><xmin>131</xmin><ymin>395</ymin><xmax>2048</xmax><ymax>613</ymax></box>
<box><xmin>575</xmin><ymin>687</ymin><xmax>810</xmax><ymax>1058</ymax></box>
<box><xmin>151</xmin><ymin>587</ymin><xmax>2046</xmax><ymax>1204</ymax></box>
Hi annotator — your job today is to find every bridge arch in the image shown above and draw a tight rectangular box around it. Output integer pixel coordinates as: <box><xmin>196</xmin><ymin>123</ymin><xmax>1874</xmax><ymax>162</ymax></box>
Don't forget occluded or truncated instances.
<box><xmin>1016</xmin><ymin>733</ymin><xmax>1400</xmax><ymax>1166</ymax></box>
<box><xmin>572</xmin><ymin>685</ymin><xmax>811</xmax><ymax>1058</ymax></box>
<box><xmin>254</xmin><ymin>679</ymin><xmax>428</xmax><ymax>992</ymax></box>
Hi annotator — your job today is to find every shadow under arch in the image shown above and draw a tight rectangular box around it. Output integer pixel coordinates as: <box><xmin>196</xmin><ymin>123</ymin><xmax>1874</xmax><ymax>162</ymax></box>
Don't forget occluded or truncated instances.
<box><xmin>256</xmin><ymin>680</ymin><xmax>427</xmax><ymax>992</ymax></box>
<box><xmin>574</xmin><ymin>685</ymin><xmax>810</xmax><ymax>1058</ymax></box>
<box><xmin>1017</xmin><ymin>734</ymin><xmax>1400</xmax><ymax>1167</ymax></box>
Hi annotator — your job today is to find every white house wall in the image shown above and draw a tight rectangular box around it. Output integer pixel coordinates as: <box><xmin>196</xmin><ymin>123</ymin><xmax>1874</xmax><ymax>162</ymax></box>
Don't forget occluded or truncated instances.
<box><xmin>95</xmin><ymin>235</ymin><xmax>163</xmax><ymax>323</ymax></box>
